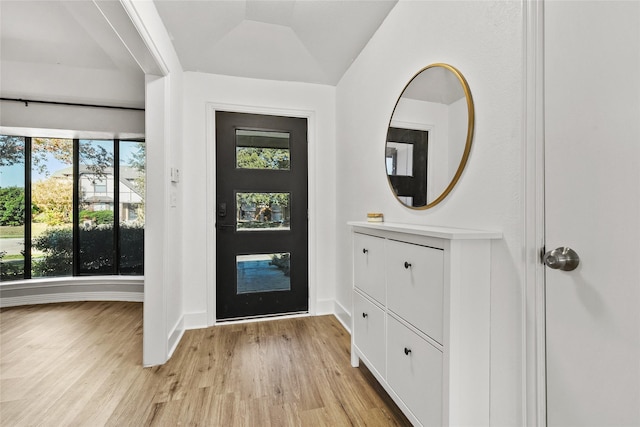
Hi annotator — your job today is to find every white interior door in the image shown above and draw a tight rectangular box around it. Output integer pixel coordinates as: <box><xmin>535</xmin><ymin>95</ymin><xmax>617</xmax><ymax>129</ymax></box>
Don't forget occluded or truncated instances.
<box><xmin>544</xmin><ymin>2</ymin><xmax>640</xmax><ymax>426</ymax></box>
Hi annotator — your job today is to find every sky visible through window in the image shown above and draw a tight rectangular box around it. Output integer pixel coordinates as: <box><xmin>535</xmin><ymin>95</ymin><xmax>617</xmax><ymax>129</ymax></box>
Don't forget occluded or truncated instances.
<box><xmin>0</xmin><ymin>140</ymin><xmax>141</xmax><ymax>187</ymax></box>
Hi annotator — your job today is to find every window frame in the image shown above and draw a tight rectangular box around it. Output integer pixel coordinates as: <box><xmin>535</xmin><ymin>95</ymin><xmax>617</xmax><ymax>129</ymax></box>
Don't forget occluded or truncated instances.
<box><xmin>0</xmin><ymin>136</ymin><xmax>144</xmax><ymax>280</ymax></box>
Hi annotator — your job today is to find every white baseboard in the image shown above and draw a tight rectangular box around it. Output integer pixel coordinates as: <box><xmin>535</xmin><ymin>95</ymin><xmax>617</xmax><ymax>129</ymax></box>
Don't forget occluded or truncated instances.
<box><xmin>184</xmin><ymin>311</ymin><xmax>208</xmax><ymax>330</ymax></box>
<box><xmin>167</xmin><ymin>316</ymin><xmax>185</xmax><ymax>359</ymax></box>
<box><xmin>315</xmin><ymin>298</ymin><xmax>335</xmax><ymax>315</ymax></box>
<box><xmin>181</xmin><ymin>300</ymin><xmax>351</xmax><ymax>331</ymax></box>
<box><xmin>0</xmin><ymin>277</ymin><xmax>143</xmax><ymax>308</ymax></box>
<box><xmin>334</xmin><ymin>299</ymin><xmax>352</xmax><ymax>334</ymax></box>
<box><xmin>0</xmin><ymin>292</ymin><xmax>143</xmax><ymax>308</ymax></box>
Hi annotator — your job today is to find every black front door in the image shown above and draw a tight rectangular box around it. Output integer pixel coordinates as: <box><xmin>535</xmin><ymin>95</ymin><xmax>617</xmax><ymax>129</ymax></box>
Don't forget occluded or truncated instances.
<box><xmin>216</xmin><ymin>111</ymin><xmax>308</xmax><ymax>320</ymax></box>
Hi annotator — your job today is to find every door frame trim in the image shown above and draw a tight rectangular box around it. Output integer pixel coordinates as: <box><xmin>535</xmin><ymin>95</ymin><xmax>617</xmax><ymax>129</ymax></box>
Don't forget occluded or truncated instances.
<box><xmin>205</xmin><ymin>102</ymin><xmax>317</xmax><ymax>326</ymax></box>
<box><xmin>523</xmin><ymin>0</ymin><xmax>547</xmax><ymax>425</ymax></box>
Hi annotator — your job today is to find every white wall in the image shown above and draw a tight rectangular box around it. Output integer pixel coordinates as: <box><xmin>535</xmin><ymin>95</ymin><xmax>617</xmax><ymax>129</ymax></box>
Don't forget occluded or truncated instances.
<box><xmin>335</xmin><ymin>1</ymin><xmax>525</xmax><ymax>425</ymax></box>
<box><xmin>1</xmin><ymin>60</ymin><xmax>144</xmax><ymax>107</ymax></box>
<box><xmin>0</xmin><ymin>101</ymin><xmax>144</xmax><ymax>137</ymax></box>
<box><xmin>0</xmin><ymin>54</ymin><xmax>144</xmax><ymax>135</ymax></box>
<box><xmin>181</xmin><ymin>72</ymin><xmax>337</xmax><ymax>327</ymax></box>
<box><xmin>121</xmin><ymin>0</ymin><xmax>184</xmax><ymax>366</ymax></box>
<box><xmin>448</xmin><ymin>96</ymin><xmax>468</xmax><ymax>178</ymax></box>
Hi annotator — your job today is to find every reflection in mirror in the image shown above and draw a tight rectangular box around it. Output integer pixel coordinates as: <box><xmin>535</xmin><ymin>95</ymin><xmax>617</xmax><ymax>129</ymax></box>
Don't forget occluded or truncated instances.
<box><xmin>386</xmin><ymin>127</ymin><xmax>428</xmax><ymax>206</ymax></box>
<box><xmin>385</xmin><ymin>142</ymin><xmax>414</xmax><ymax>176</ymax></box>
<box><xmin>386</xmin><ymin>63</ymin><xmax>474</xmax><ymax>209</ymax></box>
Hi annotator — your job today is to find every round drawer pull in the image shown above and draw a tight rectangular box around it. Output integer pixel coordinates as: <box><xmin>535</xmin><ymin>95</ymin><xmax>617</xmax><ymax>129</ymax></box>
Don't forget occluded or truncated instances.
<box><xmin>362</xmin><ymin>248</ymin><xmax>369</xmax><ymax>254</ymax></box>
<box><xmin>404</xmin><ymin>261</ymin><xmax>412</xmax><ymax>269</ymax></box>
<box><xmin>362</xmin><ymin>312</ymin><xmax>368</xmax><ymax>318</ymax></box>
<box><xmin>404</xmin><ymin>347</ymin><xmax>412</xmax><ymax>356</ymax></box>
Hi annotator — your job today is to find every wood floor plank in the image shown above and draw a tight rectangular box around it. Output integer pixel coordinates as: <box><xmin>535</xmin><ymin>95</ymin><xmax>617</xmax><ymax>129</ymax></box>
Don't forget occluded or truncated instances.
<box><xmin>0</xmin><ymin>302</ymin><xmax>411</xmax><ymax>426</ymax></box>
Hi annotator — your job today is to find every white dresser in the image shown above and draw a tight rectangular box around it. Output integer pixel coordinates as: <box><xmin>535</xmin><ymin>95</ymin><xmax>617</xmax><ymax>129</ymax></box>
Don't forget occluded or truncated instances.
<box><xmin>349</xmin><ymin>221</ymin><xmax>502</xmax><ymax>427</ymax></box>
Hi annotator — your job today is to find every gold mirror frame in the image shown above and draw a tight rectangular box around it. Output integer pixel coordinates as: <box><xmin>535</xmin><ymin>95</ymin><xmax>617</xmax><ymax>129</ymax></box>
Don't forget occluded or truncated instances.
<box><xmin>386</xmin><ymin>63</ymin><xmax>475</xmax><ymax>209</ymax></box>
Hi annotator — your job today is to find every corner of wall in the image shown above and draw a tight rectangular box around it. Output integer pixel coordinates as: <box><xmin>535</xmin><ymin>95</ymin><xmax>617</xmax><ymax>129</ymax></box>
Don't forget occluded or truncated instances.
<box><xmin>333</xmin><ymin>299</ymin><xmax>352</xmax><ymax>334</ymax></box>
<box><xmin>184</xmin><ymin>311</ymin><xmax>209</xmax><ymax>330</ymax></box>
<box><xmin>167</xmin><ymin>315</ymin><xmax>185</xmax><ymax>360</ymax></box>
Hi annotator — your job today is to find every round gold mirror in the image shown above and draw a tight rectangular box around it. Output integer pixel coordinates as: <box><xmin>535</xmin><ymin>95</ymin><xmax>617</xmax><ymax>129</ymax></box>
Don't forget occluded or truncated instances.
<box><xmin>386</xmin><ymin>63</ymin><xmax>474</xmax><ymax>209</ymax></box>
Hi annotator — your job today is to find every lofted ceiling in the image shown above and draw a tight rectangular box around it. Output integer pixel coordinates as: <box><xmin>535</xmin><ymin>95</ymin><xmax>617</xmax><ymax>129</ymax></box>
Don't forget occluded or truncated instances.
<box><xmin>403</xmin><ymin>66</ymin><xmax>466</xmax><ymax>105</ymax></box>
<box><xmin>151</xmin><ymin>0</ymin><xmax>397</xmax><ymax>85</ymax></box>
<box><xmin>1</xmin><ymin>0</ymin><xmax>397</xmax><ymax>89</ymax></box>
<box><xmin>0</xmin><ymin>1</ymin><xmax>141</xmax><ymax>74</ymax></box>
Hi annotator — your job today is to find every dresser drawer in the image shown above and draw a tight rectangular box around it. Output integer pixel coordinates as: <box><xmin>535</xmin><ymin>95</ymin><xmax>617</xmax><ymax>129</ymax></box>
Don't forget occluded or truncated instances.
<box><xmin>353</xmin><ymin>291</ymin><xmax>386</xmax><ymax>376</ymax></box>
<box><xmin>385</xmin><ymin>239</ymin><xmax>444</xmax><ymax>343</ymax></box>
<box><xmin>353</xmin><ymin>233</ymin><xmax>386</xmax><ymax>304</ymax></box>
<box><xmin>387</xmin><ymin>315</ymin><xmax>443</xmax><ymax>427</ymax></box>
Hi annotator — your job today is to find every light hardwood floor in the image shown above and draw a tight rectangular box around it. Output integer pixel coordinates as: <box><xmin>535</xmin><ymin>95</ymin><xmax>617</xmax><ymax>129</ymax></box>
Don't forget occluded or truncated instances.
<box><xmin>0</xmin><ymin>302</ymin><xmax>410</xmax><ymax>426</ymax></box>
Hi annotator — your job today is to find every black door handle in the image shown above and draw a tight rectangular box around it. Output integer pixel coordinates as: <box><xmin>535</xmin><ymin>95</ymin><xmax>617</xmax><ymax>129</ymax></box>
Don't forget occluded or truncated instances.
<box><xmin>218</xmin><ymin>202</ymin><xmax>227</xmax><ymax>217</ymax></box>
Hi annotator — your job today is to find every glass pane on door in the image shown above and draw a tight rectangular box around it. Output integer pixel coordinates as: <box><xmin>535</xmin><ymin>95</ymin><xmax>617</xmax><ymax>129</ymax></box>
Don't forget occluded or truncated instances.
<box><xmin>236</xmin><ymin>192</ymin><xmax>290</xmax><ymax>231</ymax></box>
<box><xmin>236</xmin><ymin>253</ymin><xmax>291</xmax><ymax>294</ymax></box>
<box><xmin>236</xmin><ymin>130</ymin><xmax>290</xmax><ymax>170</ymax></box>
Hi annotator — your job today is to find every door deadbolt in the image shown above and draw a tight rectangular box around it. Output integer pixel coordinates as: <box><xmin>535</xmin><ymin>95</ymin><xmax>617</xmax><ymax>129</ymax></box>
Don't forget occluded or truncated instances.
<box><xmin>543</xmin><ymin>247</ymin><xmax>580</xmax><ymax>271</ymax></box>
<box><xmin>218</xmin><ymin>202</ymin><xmax>227</xmax><ymax>217</ymax></box>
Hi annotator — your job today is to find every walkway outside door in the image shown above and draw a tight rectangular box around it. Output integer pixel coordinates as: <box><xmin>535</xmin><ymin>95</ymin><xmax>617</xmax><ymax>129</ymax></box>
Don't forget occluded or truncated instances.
<box><xmin>544</xmin><ymin>2</ymin><xmax>639</xmax><ymax>425</ymax></box>
<box><xmin>216</xmin><ymin>111</ymin><xmax>308</xmax><ymax>320</ymax></box>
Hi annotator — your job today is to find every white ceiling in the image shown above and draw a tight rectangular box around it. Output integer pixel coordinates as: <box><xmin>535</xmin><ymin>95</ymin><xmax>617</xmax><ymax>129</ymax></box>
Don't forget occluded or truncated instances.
<box><xmin>403</xmin><ymin>66</ymin><xmax>466</xmax><ymax>105</ymax></box>
<box><xmin>153</xmin><ymin>0</ymin><xmax>397</xmax><ymax>85</ymax></box>
<box><xmin>0</xmin><ymin>1</ymin><xmax>141</xmax><ymax>73</ymax></box>
<box><xmin>1</xmin><ymin>0</ymin><xmax>397</xmax><ymax>91</ymax></box>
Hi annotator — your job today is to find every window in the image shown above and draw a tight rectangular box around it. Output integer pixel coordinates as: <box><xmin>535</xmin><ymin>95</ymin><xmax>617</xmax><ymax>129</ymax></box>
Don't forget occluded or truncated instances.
<box><xmin>31</xmin><ymin>138</ymin><xmax>73</xmax><ymax>278</ymax></box>
<box><xmin>236</xmin><ymin>192</ymin><xmax>290</xmax><ymax>231</ymax></box>
<box><xmin>93</xmin><ymin>182</ymin><xmax>107</xmax><ymax>193</ymax></box>
<box><xmin>235</xmin><ymin>129</ymin><xmax>290</xmax><ymax>170</ymax></box>
<box><xmin>0</xmin><ymin>136</ymin><xmax>145</xmax><ymax>281</ymax></box>
<box><xmin>0</xmin><ymin>136</ymin><xmax>26</xmax><ymax>281</ymax></box>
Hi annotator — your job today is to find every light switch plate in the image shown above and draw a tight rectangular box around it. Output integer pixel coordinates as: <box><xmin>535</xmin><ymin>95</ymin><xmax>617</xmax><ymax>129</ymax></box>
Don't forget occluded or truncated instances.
<box><xmin>170</xmin><ymin>190</ymin><xmax>177</xmax><ymax>207</ymax></box>
<box><xmin>170</xmin><ymin>167</ymin><xmax>180</xmax><ymax>183</ymax></box>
